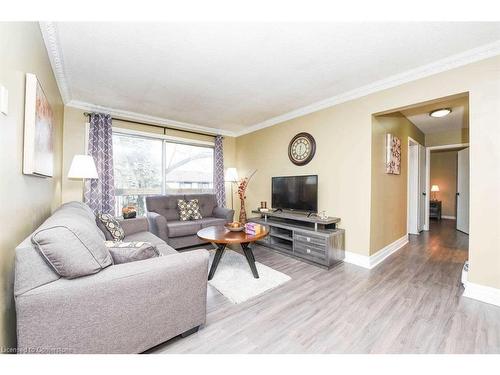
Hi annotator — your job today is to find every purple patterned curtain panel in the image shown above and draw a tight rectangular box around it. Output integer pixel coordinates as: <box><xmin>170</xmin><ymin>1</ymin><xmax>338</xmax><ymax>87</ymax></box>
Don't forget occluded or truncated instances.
<box><xmin>214</xmin><ymin>135</ymin><xmax>226</xmax><ymax>207</ymax></box>
<box><xmin>84</xmin><ymin>113</ymin><xmax>115</xmax><ymax>214</ymax></box>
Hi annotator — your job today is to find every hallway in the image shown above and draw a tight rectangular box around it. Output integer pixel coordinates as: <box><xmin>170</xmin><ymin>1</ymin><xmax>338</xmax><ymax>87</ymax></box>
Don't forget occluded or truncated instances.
<box><xmin>427</xmin><ymin>218</ymin><xmax>469</xmax><ymax>254</ymax></box>
<box><xmin>151</xmin><ymin>219</ymin><xmax>499</xmax><ymax>354</ymax></box>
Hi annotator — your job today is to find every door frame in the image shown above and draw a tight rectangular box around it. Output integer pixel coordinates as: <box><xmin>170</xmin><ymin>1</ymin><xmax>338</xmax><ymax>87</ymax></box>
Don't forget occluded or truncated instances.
<box><xmin>424</xmin><ymin>142</ymin><xmax>469</xmax><ymax>231</ymax></box>
<box><xmin>456</xmin><ymin>147</ymin><xmax>470</xmax><ymax>234</ymax></box>
<box><xmin>407</xmin><ymin>136</ymin><xmax>421</xmax><ymax>234</ymax></box>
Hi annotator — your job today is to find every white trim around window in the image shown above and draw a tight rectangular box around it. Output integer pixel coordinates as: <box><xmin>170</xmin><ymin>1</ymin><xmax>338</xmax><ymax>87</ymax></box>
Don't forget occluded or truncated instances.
<box><xmin>111</xmin><ymin>126</ymin><xmax>215</xmax><ymax>147</ymax></box>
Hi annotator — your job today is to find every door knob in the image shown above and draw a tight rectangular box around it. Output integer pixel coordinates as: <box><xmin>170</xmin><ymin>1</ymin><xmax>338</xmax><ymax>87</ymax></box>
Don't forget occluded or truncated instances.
<box><xmin>423</xmin><ymin>192</ymin><xmax>426</xmax><ymax>196</ymax></box>
<box><xmin>456</xmin><ymin>192</ymin><xmax>460</xmax><ymax>196</ymax></box>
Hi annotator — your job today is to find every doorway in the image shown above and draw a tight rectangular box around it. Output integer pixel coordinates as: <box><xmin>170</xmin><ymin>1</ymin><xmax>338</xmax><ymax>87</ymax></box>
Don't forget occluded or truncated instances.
<box><xmin>426</xmin><ymin>144</ymin><xmax>470</xmax><ymax>233</ymax></box>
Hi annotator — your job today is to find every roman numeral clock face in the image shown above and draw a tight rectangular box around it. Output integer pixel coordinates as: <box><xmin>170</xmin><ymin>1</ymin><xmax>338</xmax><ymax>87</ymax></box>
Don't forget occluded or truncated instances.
<box><xmin>288</xmin><ymin>132</ymin><xmax>316</xmax><ymax>166</ymax></box>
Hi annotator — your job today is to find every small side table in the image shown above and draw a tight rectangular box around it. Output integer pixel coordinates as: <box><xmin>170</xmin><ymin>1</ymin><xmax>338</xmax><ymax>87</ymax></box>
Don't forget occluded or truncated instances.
<box><xmin>429</xmin><ymin>200</ymin><xmax>442</xmax><ymax>220</ymax></box>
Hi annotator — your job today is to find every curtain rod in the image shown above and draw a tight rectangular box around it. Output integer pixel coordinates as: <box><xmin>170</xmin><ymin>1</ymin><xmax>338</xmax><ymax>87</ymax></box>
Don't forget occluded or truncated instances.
<box><xmin>83</xmin><ymin>112</ymin><xmax>218</xmax><ymax>138</ymax></box>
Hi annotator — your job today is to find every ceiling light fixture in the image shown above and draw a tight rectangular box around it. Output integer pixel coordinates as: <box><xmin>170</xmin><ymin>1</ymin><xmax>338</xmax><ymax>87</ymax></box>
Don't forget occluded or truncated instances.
<box><xmin>430</xmin><ymin>108</ymin><xmax>452</xmax><ymax>118</ymax></box>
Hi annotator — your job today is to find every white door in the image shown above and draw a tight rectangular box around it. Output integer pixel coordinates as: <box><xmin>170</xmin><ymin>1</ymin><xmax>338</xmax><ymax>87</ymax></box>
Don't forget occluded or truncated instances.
<box><xmin>457</xmin><ymin>148</ymin><xmax>470</xmax><ymax>234</ymax></box>
<box><xmin>408</xmin><ymin>144</ymin><xmax>419</xmax><ymax>234</ymax></box>
<box><xmin>418</xmin><ymin>144</ymin><xmax>426</xmax><ymax>232</ymax></box>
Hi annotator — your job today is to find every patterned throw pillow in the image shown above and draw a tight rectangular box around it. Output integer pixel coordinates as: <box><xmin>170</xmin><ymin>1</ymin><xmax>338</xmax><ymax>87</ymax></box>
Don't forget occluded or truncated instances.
<box><xmin>177</xmin><ymin>199</ymin><xmax>203</xmax><ymax>221</ymax></box>
<box><xmin>97</xmin><ymin>213</ymin><xmax>125</xmax><ymax>241</ymax></box>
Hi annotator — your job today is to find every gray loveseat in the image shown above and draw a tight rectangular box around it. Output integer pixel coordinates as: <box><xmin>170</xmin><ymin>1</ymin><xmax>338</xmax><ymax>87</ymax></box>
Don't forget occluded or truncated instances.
<box><xmin>146</xmin><ymin>194</ymin><xmax>234</xmax><ymax>249</ymax></box>
<box><xmin>14</xmin><ymin>201</ymin><xmax>209</xmax><ymax>354</ymax></box>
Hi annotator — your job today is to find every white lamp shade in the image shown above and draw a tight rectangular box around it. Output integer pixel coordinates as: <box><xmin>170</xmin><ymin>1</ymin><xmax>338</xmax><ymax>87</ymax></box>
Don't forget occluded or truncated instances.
<box><xmin>431</xmin><ymin>185</ymin><xmax>440</xmax><ymax>192</ymax></box>
<box><xmin>68</xmin><ymin>155</ymin><xmax>98</xmax><ymax>179</ymax></box>
<box><xmin>225</xmin><ymin>167</ymin><xmax>239</xmax><ymax>182</ymax></box>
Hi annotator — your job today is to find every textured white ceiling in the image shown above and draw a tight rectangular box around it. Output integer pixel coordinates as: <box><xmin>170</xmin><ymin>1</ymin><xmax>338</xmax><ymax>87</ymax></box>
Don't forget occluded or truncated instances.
<box><xmin>46</xmin><ymin>22</ymin><xmax>500</xmax><ymax>135</ymax></box>
<box><xmin>401</xmin><ymin>96</ymin><xmax>469</xmax><ymax>134</ymax></box>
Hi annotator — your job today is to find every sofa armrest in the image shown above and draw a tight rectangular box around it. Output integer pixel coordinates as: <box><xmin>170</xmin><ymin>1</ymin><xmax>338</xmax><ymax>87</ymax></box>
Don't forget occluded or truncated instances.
<box><xmin>212</xmin><ymin>206</ymin><xmax>234</xmax><ymax>222</ymax></box>
<box><xmin>146</xmin><ymin>212</ymin><xmax>168</xmax><ymax>241</ymax></box>
<box><xmin>16</xmin><ymin>250</ymin><xmax>209</xmax><ymax>353</ymax></box>
<box><xmin>118</xmin><ymin>217</ymin><xmax>149</xmax><ymax>236</ymax></box>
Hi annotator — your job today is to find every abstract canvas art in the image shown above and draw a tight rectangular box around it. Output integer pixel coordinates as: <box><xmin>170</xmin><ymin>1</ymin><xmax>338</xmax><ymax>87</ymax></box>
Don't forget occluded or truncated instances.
<box><xmin>23</xmin><ymin>73</ymin><xmax>54</xmax><ymax>177</ymax></box>
<box><xmin>385</xmin><ymin>133</ymin><xmax>401</xmax><ymax>175</ymax></box>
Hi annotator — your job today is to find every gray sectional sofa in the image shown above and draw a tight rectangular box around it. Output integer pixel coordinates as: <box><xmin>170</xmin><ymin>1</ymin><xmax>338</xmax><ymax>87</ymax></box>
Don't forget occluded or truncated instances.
<box><xmin>14</xmin><ymin>201</ymin><xmax>209</xmax><ymax>354</ymax></box>
<box><xmin>146</xmin><ymin>194</ymin><xmax>234</xmax><ymax>249</ymax></box>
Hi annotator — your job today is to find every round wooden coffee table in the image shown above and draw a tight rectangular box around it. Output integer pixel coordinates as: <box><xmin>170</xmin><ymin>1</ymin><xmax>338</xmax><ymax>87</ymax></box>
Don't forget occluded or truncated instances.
<box><xmin>197</xmin><ymin>225</ymin><xmax>269</xmax><ymax>280</ymax></box>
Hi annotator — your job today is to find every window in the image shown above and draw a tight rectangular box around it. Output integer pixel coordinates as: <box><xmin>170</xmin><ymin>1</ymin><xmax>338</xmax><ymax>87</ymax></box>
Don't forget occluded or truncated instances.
<box><xmin>112</xmin><ymin>130</ymin><xmax>214</xmax><ymax>216</ymax></box>
<box><xmin>165</xmin><ymin>143</ymin><xmax>213</xmax><ymax>194</ymax></box>
<box><xmin>113</xmin><ymin>133</ymin><xmax>163</xmax><ymax>216</ymax></box>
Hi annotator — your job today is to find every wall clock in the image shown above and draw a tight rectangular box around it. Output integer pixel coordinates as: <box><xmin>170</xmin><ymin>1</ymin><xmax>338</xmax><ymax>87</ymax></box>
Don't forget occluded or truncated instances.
<box><xmin>288</xmin><ymin>132</ymin><xmax>316</xmax><ymax>166</ymax></box>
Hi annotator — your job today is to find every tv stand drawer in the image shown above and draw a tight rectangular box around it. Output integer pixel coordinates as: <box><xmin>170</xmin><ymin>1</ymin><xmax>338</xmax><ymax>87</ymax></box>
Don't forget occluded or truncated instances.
<box><xmin>294</xmin><ymin>232</ymin><xmax>326</xmax><ymax>246</ymax></box>
<box><xmin>294</xmin><ymin>242</ymin><xmax>328</xmax><ymax>265</ymax></box>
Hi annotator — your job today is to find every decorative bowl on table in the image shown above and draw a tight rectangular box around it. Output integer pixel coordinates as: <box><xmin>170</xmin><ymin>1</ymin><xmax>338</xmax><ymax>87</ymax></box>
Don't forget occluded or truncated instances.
<box><xmin>225</xmin><ymin>222</ymin><xmax>244</xmax><ymax>232</ymax></box>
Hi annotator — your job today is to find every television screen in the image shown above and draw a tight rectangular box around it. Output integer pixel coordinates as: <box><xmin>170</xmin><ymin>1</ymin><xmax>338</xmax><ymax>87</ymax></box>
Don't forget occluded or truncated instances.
<box><xmin>272</xmin><ymin>175</ymin><xmax>318</xmax><ymax>212</ymax></box>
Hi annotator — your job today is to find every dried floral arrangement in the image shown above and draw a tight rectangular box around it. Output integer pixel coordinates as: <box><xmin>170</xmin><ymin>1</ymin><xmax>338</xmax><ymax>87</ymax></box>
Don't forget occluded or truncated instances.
<box><xmin>236</xmin><ymin>169</ymin><xmax>257</xmax><ymax>223</ymax></box>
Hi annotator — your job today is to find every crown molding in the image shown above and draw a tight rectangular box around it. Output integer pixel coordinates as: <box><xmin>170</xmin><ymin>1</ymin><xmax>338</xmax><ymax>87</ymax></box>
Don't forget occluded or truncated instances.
<box><xmin>40</xmin><ymin>20</ymin><xmax>500</xmax><ymax>138</ymax></box>
<box><xmin>235</xmin><ymin>39</ymin><xmax>500</xmax><ymax>137</ymax></box>
<box><xmin>39</xmin><ymin>22</ymin><xmax>71</xmax><ymax>104</ymax></box>
<box><xmin>67</xmin><ymin>100</ymin><xmax>236</xmax><ymax>137</ymax></box>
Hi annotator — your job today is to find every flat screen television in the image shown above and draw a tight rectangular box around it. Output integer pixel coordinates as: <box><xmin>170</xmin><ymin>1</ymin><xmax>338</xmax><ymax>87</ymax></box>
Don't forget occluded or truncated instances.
<box><xmin>272</xmin><ymin>175</ymin><xmax>318</xmax><ymax>213</ymax></box>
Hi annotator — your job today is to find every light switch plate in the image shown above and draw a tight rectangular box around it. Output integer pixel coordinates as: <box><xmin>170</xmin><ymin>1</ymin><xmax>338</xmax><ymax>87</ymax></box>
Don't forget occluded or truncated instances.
<box><xmin>0</xmin><ymin>85</ymin><xmax>8</xmax><ymax>115</ymax></box>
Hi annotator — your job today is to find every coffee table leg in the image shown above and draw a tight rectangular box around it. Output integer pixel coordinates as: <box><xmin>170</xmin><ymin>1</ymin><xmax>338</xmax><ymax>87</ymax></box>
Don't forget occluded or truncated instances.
<box><xmin>208</xmin><ymin>244</ymin><xmax>226</xmax><ymax>280</ymax></box>
<box><xmin>241</xmin><ymin>242</ymin><xmax>259</xmax><ymax>279</ymax></box>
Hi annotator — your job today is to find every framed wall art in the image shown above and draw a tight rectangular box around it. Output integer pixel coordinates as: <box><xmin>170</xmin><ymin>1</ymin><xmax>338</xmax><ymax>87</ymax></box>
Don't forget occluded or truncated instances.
<box><xmin>23</xmin><ymin>73</ymin><xmax>54</xmax><ymax>177</ymax></box>
<box><xmin>385</xmin><ymin>133</ymin><xmax>401</xmax><ymax>175</ymax></box>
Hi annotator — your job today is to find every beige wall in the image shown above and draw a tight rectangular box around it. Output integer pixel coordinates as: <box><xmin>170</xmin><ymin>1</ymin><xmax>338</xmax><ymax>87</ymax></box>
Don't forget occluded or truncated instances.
<box><xmin>236</xmin><ymin>98</ymin><xmax>372</xmax><ymax>254</ymax></box>
<box><xmin>426</xmin><ymin>128</ymin><xmax>469</xmax><ymax>147</ymax></box>
<box><xmin>61</xmin><ymin>106</ymin><xmax>236</xmax><ymax>205</ymax></box>
<box><xmin>0</xmin><ymin>22</ymin><xmax>64</xmax><ymax>349</ymax></box>
<box><xmin>236</xmin><ymin>55</ymin><xmax>500</xmax><ymax>290</ymax></box>
<box><xmin>370</xmin><ymin>113</ymin><xmax>424</xmax><ymax>254</ymax></box>
<box><xmin>430</xmin><ymin>150</ymin><xmax>458</xmax><ymax>218</ymax></box>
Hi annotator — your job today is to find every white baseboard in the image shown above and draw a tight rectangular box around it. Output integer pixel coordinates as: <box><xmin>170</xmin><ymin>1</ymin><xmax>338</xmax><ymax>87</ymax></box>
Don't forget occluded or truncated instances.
<box><xmin>344</xmin><ymin>235</ymin><xmax>409</xmax><ymax>270</ymax></box>
<box><xmin>441</xmin><ymin>215</ymin><xmax>456</xmax><ymax>220</ymax></box>
<box><xmin>463</xmin><ymin>282</ymin><xmax>500</xmax><ymax>307</ymax></box>
<box><xmin>344</xmin><ymin>251</ymin><xmax>371</xmax><ymax>269</ymax></box>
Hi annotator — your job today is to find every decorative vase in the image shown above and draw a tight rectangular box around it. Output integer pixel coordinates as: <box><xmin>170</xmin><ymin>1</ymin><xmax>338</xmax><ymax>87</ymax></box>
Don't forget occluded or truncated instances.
<box><xmin>236</xmin><ymin>169</ymin><xmax>256</xmax><ymax>224</ymax></box>
<box><xmin>239</xmin><ymin>198</ymin><xmax>247</xmax><ymax>224</ymax></box>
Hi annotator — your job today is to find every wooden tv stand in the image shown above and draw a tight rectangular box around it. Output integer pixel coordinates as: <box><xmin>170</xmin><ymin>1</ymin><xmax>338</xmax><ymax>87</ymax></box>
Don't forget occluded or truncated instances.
<box><xmin>249</xmin><ymin>210</ymin><xmax>345</xmax><ymax>269</ymax></box>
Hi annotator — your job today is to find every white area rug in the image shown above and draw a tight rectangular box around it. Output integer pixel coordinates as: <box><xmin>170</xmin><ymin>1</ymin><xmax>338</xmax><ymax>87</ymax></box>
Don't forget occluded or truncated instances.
<box><xmin>208</xmin><ymin>249</ymin><xmax>291</xmax><ymax>304</ymax></box>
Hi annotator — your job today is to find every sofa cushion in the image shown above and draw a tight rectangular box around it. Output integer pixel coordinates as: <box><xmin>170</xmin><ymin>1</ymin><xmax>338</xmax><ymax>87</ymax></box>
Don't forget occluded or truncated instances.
<box><xmin>185</xmin><ymin>194</ymin><xmax>217</xmax><ymax>218</ymax></box>
<box><xmin>105</xmin><ymin>241</ymin><xmax>160</xmax><ymax>264</ymax></box>
<box><xmin>198</xmin><ymin>217</ymin><xmax>227</xmax><ymax>228</ymax></box>
<box><xmin>55</xmin><ymin>201</ymin><xmax>97</xmax><ymax>222</ymax></box>
<box><xmin>97</xmin><ymin>213</ymin><xmax>125</xmax><ymax>241</ymax></box>
<box><xmin>57</xmin><ymin>201</ymin><xmax>105</xmax><ymax>240</ymax></box>
<box><xmin>124</xmin><ymin>231</ymin><xmax>178</xmax><ymax>256</ymax></box>
<box><xmin>168</xmin><ymin>235</ymin><xmax>208</xmax><ymax>249</ymax></box>
<box><xmin>31</xmin><ymin>214</ymin><xmax>113</xmax><ymax>279</ymax></box>
<box><xmin>146</xmin><ymin>195</ymin><xmax>184</xmax><ymax>221</ymax></box>
<box><xmin>166</xmin><ymin>220</ymin><xmax>202</xmax><ymax>238</ymax></box>
<box><xmin>177</xmin><ymin>199</ymin><xmax>203</xmax><ymax>221</ymax></box>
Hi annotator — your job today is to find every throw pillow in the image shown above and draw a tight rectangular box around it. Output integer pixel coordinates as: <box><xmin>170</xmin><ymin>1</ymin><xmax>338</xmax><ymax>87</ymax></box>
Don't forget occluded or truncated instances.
<box><xmin>97</xmin><ymin>213</ymin><xmax>125</xmax><ymax>241</ymax></box>
<box><xmin>177</xmin><ymin>199</ymin><xmax>203</xmax><ymax>221</ymax></box>
<box><xmin>31</xmin><ymin>216</ymin><xmax>113</xmax><ymax>279</ymax></box>
<box><xmin>104</xmin><ymin>241</ymin><xmax>160</xmax><ymax>264</ymax></box>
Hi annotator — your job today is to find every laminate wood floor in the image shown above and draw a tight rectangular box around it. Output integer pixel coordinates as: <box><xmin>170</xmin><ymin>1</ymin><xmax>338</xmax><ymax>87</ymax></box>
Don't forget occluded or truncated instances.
<box><xmin>149</xmin><ymin>219</ymin><xmax>500</xmax><ymax>353</ymax></box>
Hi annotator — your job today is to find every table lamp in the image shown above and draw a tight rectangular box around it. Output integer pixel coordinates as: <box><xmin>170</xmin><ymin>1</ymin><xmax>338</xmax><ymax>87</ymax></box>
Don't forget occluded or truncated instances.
<box><xmin>68</xmin><ymin>155</ymin><xmax>98</xmax><ymax>179</ymax></box>
<box><xmin>431</xmin><ymin>185</ymin><xmax>440</xmax><ymax>201</ymax></box>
